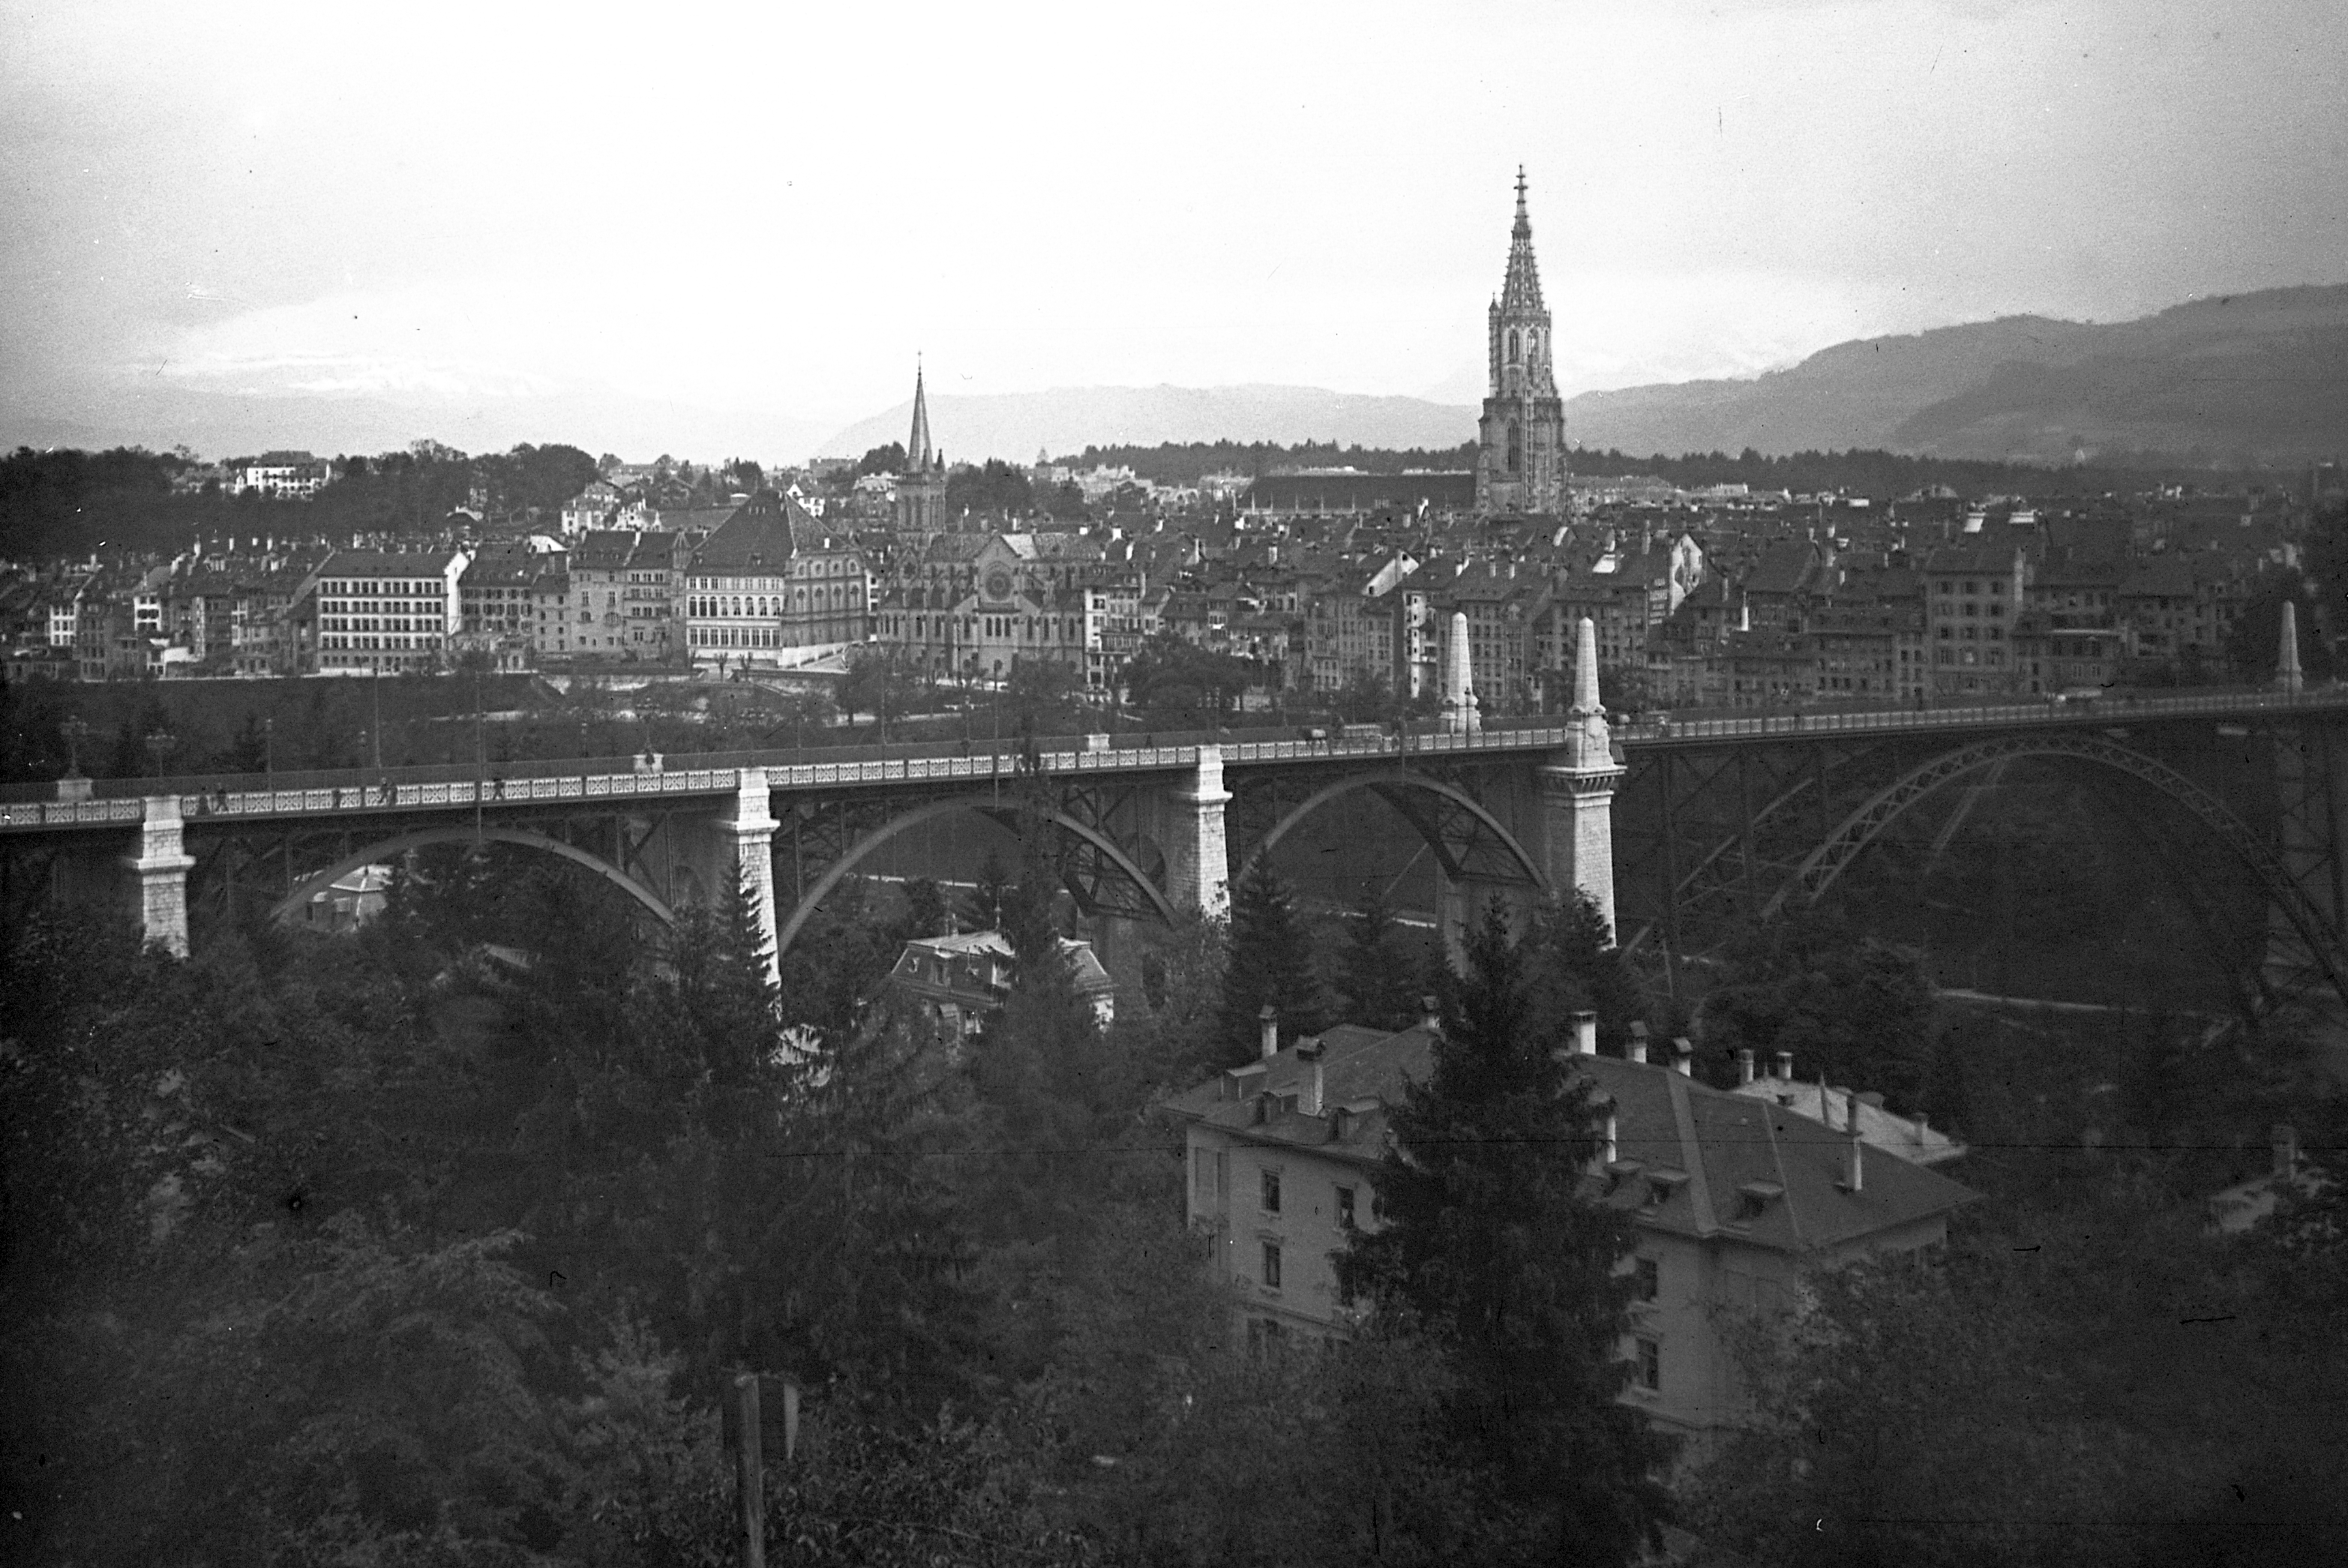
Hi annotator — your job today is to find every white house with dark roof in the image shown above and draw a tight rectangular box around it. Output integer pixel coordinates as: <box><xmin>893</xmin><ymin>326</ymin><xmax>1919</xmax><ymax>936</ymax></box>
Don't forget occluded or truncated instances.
<box><xmin>888</xmin><ymin>929</ymin><xmax>1116</xmax><ymax>1043</ymax></box>
<box><xmin>1161</xmin><ymin>1012</ymin><xmax>1977</xmax><ymax>1438</ymax></box>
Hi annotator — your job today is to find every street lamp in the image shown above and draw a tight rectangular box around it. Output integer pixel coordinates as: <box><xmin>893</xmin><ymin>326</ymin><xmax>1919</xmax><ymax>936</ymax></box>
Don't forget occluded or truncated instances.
<box><xmin>61</xmin><ymin>715</ymin><xmax>91</xmax><ymax>778</ymax></box>
<box><xmin>144</xmin><ymin>730</ymin><xmax>175</xmax><ymax>782</ymax></box>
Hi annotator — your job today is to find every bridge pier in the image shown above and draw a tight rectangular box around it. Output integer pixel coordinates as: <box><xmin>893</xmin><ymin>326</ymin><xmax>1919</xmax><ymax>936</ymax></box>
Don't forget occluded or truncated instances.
<box><xmin>1440</xmin><ymin>874</ymin><xmax>1536</xmax><ymax>965</ymax></box>
<box><xmin>720</xmin><ymin>769</ymin><xmax>783</xmax><ymax>986</ymax></box>
<box><xmin>1158</xmin><ymin>745</ymin><xmax>1233</xmax><ymax>920</ymax></box>
<box><xmin>126</xmin><ymin>796</ymin><xmax>196</xmax><ymax>958</ymax></box>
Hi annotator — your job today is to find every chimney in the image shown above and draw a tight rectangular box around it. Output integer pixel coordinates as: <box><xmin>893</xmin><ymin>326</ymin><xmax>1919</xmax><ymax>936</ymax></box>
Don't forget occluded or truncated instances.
<box><xmin>1627</xmin><ymin>1021</ymin><xmax>1649</xmax><ymax>1063</ymax></box>
<box><xmin>1846</xmin><ymin>1123</ymin><xmax>1864</xmax><ymax>1192</ymax></box>
<box><xmin>1571</xmin><ymin>1011</ymin><xmax>1597</xmax><ymax>1056</ymax></box>
<box><xmin>1738</xmin><ymin>1048</ymin><xmax>1756</xmax><ymax>1087</ymax></box>
<box><xmin>1672</xmin><ymin>1037</ymin><xmax>1694</xmax><ymax>1076</ymax></box>
<box><xmin>1604</xmin><ymin>1109</ymin><xmax>1618</xmax><ymax>1165</ymax></box>
<box><xmin>1299</xmin><ymin>1039</ymin><xmax>1325</xmax><ymax>1117</ymax></box>
<box><xmin>1913</xmin><ymin>1111</ymin><xmax>1930</xmax><ymax>1150</ymax></box>
<box><xmin>1420</xmin><ymin>994</ymin><xmax>1442</xmax><ymax>1033</ymax></box>
<box><xmin>1776</xmin><ymin>1050</ymin><xmax>1794</xmax><ymax>1081</ymax></box>
<box><xmin>2273</xmin><ymin>1123</ymin><xmax>2299</xmax><ymax>1180</ymax></box>
<box><xmin>1258</xmin><ymin>1004</ymin><xmax>1279</xmax><ymax>1061</ymax></box>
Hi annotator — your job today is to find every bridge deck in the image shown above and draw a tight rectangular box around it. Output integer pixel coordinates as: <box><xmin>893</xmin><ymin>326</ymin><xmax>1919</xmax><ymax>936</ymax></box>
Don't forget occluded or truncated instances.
<box><xmin>4</xmin><ymin>685</ymin><xmax>2340</xmax><ymax>835</ymax></box>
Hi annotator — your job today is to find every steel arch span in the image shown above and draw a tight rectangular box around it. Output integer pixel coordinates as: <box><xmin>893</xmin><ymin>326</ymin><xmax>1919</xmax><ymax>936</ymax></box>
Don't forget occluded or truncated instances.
<box><xmin>268</xmin><ymin>826</ymin><xmax>677</xmax><ymax>927</ymax></box>
<box><xmin>1762</xmin><ymin>731</ymin><xmax>2348</xmax><ymax>1009</ymax></box>
<box><xmin>1238</xmin><ymin>769</ymin><xmax>1549</xmax><ymax>892</ymax></box>
<box><xmin>774</xmin><ymin>796</ymin><xmax>1180</xmax><ymax>958</ymax></box>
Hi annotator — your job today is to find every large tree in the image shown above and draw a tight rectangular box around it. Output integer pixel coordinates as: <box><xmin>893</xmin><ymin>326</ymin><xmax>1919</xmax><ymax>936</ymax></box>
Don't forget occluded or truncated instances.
<box><xmin>1337</xmin><ymin>885</ymin><xmax>1424</xmax><ymax>1033</ymax></box>
<box><xmin>1340</xmin><ymin>903</ymin><xmax>1673</xmax><ymax>1566</ymax></box>
<box><xmin>1217</xmin><ymin>861</ymin><xmax>1330</xmax><ymax>1064</ymax></box>
<box><xmin>1700</xmin><ymin>905</ymin><xmax>1937</xmax><ymax>1103</ymax></box>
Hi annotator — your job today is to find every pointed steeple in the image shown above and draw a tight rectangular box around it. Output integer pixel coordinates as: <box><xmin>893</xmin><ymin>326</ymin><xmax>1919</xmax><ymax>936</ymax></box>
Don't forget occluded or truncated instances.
<box><xmin>1499</xmin><ymin>165</ymin><xmax>1545</xmax><ymax>314</ymax></box>
<box><xmin>907</xmin><ymin>359</ymin><xmax>935</xmax><ymax>473</ymax></box>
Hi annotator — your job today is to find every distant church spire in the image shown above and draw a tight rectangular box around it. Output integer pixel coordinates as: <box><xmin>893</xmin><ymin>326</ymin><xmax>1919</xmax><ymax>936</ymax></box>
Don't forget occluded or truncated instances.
<box><xmin>907</xmin><ymin>358</ymin><xmax>937</xmax><ymax>472</ymax></box>
<box><xmin>1475</xmin><ymin>169</ymin><xmax>1567</xmax><ymax>517</ymax></box>
<box><xmin>895</xmin><ymin>358</ymin><xmax>948</xmax><ymax>538</ymax></box>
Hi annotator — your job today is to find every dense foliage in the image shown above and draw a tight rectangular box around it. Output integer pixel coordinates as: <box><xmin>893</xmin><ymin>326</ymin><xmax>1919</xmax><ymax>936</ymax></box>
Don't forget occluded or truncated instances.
<box><xmin>0</xmin><ymin>440</ymin><xmax>598</xmax><ymax>560</ymax></box>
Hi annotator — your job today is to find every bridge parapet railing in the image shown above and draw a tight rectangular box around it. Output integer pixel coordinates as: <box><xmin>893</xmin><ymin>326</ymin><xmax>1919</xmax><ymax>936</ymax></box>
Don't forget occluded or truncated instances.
<box><xmin>8</xmin><ymin>687</ymin><xmax>2347</xmax><ymax>834</ymax></box>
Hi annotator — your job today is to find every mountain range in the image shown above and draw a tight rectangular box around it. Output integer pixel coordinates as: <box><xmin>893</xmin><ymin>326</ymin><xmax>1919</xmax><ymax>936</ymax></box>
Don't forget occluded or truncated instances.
<box><xmin>1557</xmin><ymin>284</ymin><xmax>2348</xmax><ymax>468</ymax></box>
<box><xmin>822</xmin><ymin>284</ymin><xmax>2347</xmax><ymax>469</ymax></box>
<box><xmin>8</xmin><ymin>286</ymin><xmax>2338</xmax><ymax>471</ymax></box>
<box><xmin>817</xmin><ymin>384</ymin><xmax>1480</xmax><ymax>466</ymax></box>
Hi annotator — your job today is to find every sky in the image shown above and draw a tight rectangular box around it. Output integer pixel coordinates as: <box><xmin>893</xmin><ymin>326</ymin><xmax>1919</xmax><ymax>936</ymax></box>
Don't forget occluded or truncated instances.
<box><xmin>2</xmin><ymin>0</ymin><xmax>2343</xmax><ymax>462</ymax></box>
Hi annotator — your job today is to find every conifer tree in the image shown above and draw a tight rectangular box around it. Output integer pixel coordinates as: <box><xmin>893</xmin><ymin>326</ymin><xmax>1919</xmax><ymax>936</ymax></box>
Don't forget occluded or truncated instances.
<box><xmin>1340</xmin><ymin>901</ymin><xmax>1672</xmax><ymax>1564</ymax></box>
<box><xmin>1217</xmin><ymin>860</ymin><xmax>1330</xmax><ymax>1066</ymax></box>
<box><xmin>1337</xmin><ymin>885</ymin><xmax>1423</xmax><ymax>1032</ymax></box>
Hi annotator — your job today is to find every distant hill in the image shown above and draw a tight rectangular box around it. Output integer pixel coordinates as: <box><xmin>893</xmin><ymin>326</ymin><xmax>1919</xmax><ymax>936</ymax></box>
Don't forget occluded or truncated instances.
<box><xmin>0</xmin><ymin>382</ymin><xmax>830</xmax><ymax>471</ymax></box>
<box><xmin>1561</xmin><ymin>285</ymin><xmax>2348</xmax><ymax>466</ymax></box>
<box><xmin>820</xmin><ymin>384</ymin><xmax>1480</xmax><ymax>465</ymax></box>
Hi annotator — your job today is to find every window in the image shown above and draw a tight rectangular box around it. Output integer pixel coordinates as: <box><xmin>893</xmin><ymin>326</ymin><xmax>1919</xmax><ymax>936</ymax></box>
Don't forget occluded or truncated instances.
<box><xmin>1336</xmin><ymin>1185</ymin><xmax>1355</xmax><ymax>1228</ymax></box>
<box><xmin>1635</xmin><ymin>1257</ymin><xmax>1659</xmax><ymax>1302</ymax></box>
<box><xmin>1247</xmin><ymin>1318</ymin><xmax>1286</xmax><ymax>1359</ymax></box>
<box><xmin>1636</xmin><ymin>1336</ymin><xmax>1660</xmax><ymax>1391</ymax></box>
<box><xmin>1261</xmin><ymin>1168</ymin><xmax>1281</xmax><ymax>1213</ymax></box>
<box><xmin>1261</xmin><ymin>1241</ymin><xmax>1282</xmax><ymax>1290</ymax></box>
<box><xmin>1193</xmin><ymin>1147</ymin><xmax>1217</xmax><ymax>1206</ymax></box>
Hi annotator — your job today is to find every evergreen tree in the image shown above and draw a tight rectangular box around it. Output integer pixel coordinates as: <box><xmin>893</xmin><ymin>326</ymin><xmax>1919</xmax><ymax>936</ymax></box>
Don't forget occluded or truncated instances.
<box><xmin>1525</xmin><ymin>889</ymin><xmax>1647</xmax><ymax>1059</ymax></box>
<box><xmin>1340</xmin><ymin>902</ymin><xmax>1673</xmax><ymax>1565</ymax></box>
<box><xmin>1217</xmin><ymin>860</ymin><xmax>1331</xmax><ymax>1065</ymax></box>
<box><xmin>1337</xmin><ymin>885</ymin><xmax>1423</xmax><ymax>1032</ymax></box>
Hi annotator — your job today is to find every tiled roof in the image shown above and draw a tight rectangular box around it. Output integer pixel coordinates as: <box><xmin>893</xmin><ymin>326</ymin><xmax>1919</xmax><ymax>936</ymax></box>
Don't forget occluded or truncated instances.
<box><xmin>694</xmin><ymin>491</ymin><xmax>808</xmax><ymax>571</ymax></box>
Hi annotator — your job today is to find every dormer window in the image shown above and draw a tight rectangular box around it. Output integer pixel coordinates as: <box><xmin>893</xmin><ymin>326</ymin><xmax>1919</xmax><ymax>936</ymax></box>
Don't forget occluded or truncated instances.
<box><xmin>1735</xmin><ymin>1180</ymin><xmax>1785</xmax><ymax>1222</ymax></box>
<box><xmin>1645</xmin><ymin>1169</ymin><xmax>1690</xmax><ymax>1208</ymax></box>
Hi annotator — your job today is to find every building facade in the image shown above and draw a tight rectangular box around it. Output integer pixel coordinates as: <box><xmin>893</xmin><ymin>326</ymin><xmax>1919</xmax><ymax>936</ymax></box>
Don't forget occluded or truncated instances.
<box><xmin>310</xmin><ymin>548</ymin><xmax>469</xmax><ymax>675</ymax></box>
<box><xmin>684</xmin><ymin>490</ymin><xmax>871</xmax><ymax>670</ymax></box>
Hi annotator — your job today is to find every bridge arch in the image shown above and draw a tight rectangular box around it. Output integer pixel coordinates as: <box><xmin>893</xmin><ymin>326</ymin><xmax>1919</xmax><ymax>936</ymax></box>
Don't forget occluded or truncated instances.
<box><xmin>1763</xmin><ymin>731</ymin><xmax>2348</xmax><ymax>1007</ymax></box>
<box><xmin>268</xmin><ymin>827</ymin><xmax>676</xmax><ymax>927</ymax></box>
<box><xmin>775</xmin><ymin>796</ymin><xmax>1180</xmax><ymax>958</ymax></box>
<box><xmin>1238</xmin><ymin>769</ymin><xmax>1548</xmax><ymax>892</ymax></box>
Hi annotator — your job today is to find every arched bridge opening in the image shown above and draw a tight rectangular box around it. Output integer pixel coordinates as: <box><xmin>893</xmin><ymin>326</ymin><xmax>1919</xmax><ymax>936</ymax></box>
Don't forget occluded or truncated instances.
<box><xmin>774</xmin><ymin>796</ymin><xmax>1180</xmax><ymax>960</ymax></box>
<box><xmin>1236</xmin><ymin>769</ymin><xmax>1549</xmax><ymax>910</ymax></box>
<box><xmin>268</xmin><ymin>826</ymin><xmax>676</xmax><ymax>928</ymax></box>
<box><xmin>1762</xmin><ymin>732</ymin><xmax>2348</xmax><ymax>1011</ymax></box>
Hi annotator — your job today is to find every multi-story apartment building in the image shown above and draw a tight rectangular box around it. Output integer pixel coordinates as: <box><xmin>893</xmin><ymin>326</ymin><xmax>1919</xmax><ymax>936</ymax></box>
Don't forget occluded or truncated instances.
<box><xmin>1434</xmin><ymin>563</ymin><xmax>1535</xmax><ymax>715</ymax></box>
<box><xmin>683</xmin><ymin>490</ymin><xmax>871</xmax><ymax>670</ymax></box>
<box><xmin>310</xmin><ymin>547</ymin><xmax>470</xmax><ymax>675</ymax></box>
<box><xmin>1165</xmin><ymin>1019</ymin><xmax>1972</xmax><ymax>1442</ymax></box>
<box><xmin>1923</xmin><ymin>542</ymin><xmax>2032</xmax><ymax>698</ymax></box>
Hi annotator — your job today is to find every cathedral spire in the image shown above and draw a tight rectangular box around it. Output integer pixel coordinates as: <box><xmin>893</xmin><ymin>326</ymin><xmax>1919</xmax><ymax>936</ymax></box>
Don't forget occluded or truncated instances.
<box><xmin>907</xmin><ymin>359</ymin><xmax>935</xmax><ymax>473</ymax></box>
<box><xmin>1499</xmin><ymin>167</ymin><xmax>1544</xmax><ymax>314</ymax></box>
<box><xmin>1476</xmin><ymin>167</ymin><xmax>1567</xmax><ymax>517</ymax></box>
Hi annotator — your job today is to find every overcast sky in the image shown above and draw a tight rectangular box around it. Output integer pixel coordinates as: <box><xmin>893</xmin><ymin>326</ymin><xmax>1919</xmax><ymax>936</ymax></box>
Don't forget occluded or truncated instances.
<box><xmin>3</xmin><ymin>0</ymin><xmax>2342</xmax><ymax>457</ymax></box>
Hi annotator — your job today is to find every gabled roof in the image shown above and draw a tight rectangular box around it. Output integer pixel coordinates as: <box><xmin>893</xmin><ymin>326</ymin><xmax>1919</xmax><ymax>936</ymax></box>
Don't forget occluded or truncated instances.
<box><xmin>694</xmin><ymin>490</ymin><xmax>806</xmax><ymax>572</ymax></box>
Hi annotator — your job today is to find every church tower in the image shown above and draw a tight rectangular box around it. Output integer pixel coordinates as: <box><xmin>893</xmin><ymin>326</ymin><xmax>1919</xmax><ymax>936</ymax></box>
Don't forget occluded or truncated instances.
<box><xmin>895</xmin><ymin>361</ymin><xmax>948</xmax><ymax>538</ymax></box>
<box><xmin>1474</xmin><ymin>169</ymin><xmax>1568</xmax><ymax>517</ymax></box>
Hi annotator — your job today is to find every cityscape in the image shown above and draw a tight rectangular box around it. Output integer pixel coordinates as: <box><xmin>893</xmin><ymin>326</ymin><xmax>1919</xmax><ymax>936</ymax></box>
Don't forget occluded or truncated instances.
<box><xmin>4</xmin><ymin>4</ymin><xmax>2347</xmax><ymax>1567</ymax></box>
